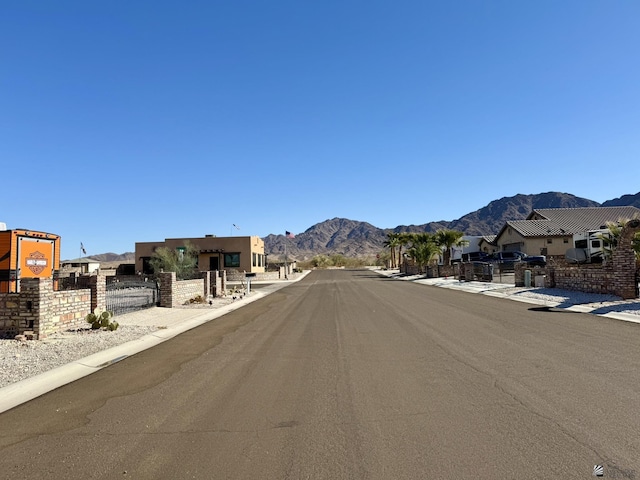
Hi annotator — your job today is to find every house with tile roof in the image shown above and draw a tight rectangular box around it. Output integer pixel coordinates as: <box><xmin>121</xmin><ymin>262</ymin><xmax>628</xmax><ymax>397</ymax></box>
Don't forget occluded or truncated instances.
<box><xmin>490</xmin><ymin>206</ymin><xmax>640</xmax><ymax>257</ymax></box>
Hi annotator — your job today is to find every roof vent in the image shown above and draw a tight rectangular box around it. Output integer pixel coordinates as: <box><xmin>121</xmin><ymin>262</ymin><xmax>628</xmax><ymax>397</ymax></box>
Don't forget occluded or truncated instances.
<box><xmin>0</xmin><ymin>222</ymin><xmax>6</xmax><ymax>231</ymax></box>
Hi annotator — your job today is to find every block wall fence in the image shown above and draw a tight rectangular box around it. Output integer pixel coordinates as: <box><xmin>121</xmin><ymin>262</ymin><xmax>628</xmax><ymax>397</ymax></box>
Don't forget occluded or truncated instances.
<box><xmin>0</xmin><ymin>269</ymin><xmax>242</xmax><ymax>339</ymax></box>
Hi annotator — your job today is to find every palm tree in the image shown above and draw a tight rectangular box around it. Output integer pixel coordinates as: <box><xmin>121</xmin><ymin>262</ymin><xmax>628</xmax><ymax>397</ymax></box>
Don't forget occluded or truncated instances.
<box><xmin>396</xmin><ymin>232</ymin><xmax>413</xmax><ymax>269</ymax></box>
<box><xmin>383</xmin><ymin>233</ymin><xmax>400</xmax><ymax>269</ymax></box>
<box><xmin>603</xmin><ymin>218</ymin><xmax>640</xmax><ymax>261</ymax></box>
<box><xmin>434</xmin><ymin>229</ymin><xmax>468</xmax><ymax>265</ymax></box>
<box><xmin>407</xmin><ymin>233</ymin><xmax>440</xmax><ymax>271</ymax></box>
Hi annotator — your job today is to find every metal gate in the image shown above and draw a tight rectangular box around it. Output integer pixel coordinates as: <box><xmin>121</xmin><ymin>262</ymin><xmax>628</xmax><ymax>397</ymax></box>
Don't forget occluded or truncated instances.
<box><xmin>106</xmin><ymin>276</ymin><xmax>159</xmax><ymax>316</ymax></box>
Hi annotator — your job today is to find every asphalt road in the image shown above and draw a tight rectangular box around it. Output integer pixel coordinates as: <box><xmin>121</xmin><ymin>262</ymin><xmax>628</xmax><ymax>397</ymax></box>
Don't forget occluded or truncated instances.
<box><xmin>1</xmin><ymin>269</ymin><xmax>639</xmax><ymax>480</ymax></box>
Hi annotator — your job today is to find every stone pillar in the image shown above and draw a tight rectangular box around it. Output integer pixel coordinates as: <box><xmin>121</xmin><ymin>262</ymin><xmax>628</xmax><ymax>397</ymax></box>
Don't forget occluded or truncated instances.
<box><xmin>158</xmin><ymin>272</ymin><xmax>176</xmax><ymax>308</ymax></box>
<box><xmin>462</xmin><ymin>263</ymin><xmax>474</xmax><ymax>282</ymax></box>
<box><xmin>90</xmin><ymin>274</ymin><xmax>107</xmax><ymax>312</ymax></box>
<box><xmin>612</xmin><ymin>219</ymin><xmax>640</xmax><ymax>299</ymax></box>
<box><xmin>212</xmin><ymin>270</ymin><xmax>222</xmax><ymax>297</ymax></box>
<box><xmin>17</xmin><ymin>278</ymin><xmax>46</xmax><ymax>338</ymax></box>
<box><xmin>202</xmin><ymin>271</ymin><xmax>211</xmax><ymax>299</ymax></box>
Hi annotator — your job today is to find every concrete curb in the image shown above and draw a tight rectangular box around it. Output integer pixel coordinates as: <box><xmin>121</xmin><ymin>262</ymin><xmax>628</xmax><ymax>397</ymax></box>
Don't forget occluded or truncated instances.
<box><xmin>0</xmin><ymin>271</ymin><xmax>310</xmax><ymax>414</ymax></box>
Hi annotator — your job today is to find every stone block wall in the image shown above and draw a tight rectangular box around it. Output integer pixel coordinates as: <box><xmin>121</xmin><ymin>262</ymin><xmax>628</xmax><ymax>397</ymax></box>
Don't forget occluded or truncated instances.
<box><xmin>0</xmin><ymin>292</ymin><xmax>25</xmax><ymax>338</ymax></box>
<box><xmin>547</xmin><ymin>264</ymin><xmax>618</xmax><ymax>296</ymax></box>
<box><xmin>0</xmin><ymin>278</ymin><xmax>93</xmax><ymax>339</ymax></box>
<box><xmin>158</xmin><ymin>272</ymin><xmax>207</xmax><ymax>307</ymax></box>
<box><xmin>514</xmin><ymin>264</ymin><xmax>547</xmax><ymax>287</ymax></box>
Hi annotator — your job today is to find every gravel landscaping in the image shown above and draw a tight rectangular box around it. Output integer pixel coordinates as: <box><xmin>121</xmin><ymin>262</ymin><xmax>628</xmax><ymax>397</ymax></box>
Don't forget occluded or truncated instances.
<box><xmin>0</xmin><ymin>325</ymin><xmax>158</xmax><ymax>388</ymax></box>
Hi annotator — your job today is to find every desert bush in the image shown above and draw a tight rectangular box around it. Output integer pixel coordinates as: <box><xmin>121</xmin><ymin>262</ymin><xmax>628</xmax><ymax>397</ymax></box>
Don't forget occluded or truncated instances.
<box><xmin>86</xmin><ymin>310</ymin><xmax>119</xmax><ymax>331</ymax></box>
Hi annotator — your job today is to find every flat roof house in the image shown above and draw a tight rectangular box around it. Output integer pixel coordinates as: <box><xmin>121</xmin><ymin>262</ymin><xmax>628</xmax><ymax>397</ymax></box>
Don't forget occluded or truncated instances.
<box><xmin>492</xmin><ymin>206</ymin><xmax>640</xmax><ymax>256</ymax></box>
<box><xmin>135</xmin><ymin>235</ymin><xmax>265</xmax><ymax>275</ymax></box>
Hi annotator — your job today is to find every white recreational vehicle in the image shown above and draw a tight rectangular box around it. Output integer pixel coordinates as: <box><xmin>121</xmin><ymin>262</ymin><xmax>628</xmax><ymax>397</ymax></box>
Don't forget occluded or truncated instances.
<box><xmin>565</xmin><ymin>229</ymin><xmax>613</xmax><ymax>263</ymax></box>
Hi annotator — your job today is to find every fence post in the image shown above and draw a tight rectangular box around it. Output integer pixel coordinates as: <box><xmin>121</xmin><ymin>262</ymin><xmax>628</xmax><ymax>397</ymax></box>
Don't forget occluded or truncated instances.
<box><xmin>17</xmin><ymin>278</ymin><xmax>45</xmax><ymax>338</ymax></box>
<box><xmin>203</xmin><ymin>271</ymin><xmax>211</xmax><ymax>300</ymax></box>
<box><xmin>90</xmin><ymin>274</ymin><xmax>107</xmax><ymax>313</ymax></box>
<box><xmin>158</xmin><ymin>272</ymin><xmax>176</xmax><ymax>308</ymax></box>
<box><xmin>221</xmin><ymin>270</ymin><xmax>227</xmax><ymax>295</ymax></box>
<box><xmin>612</xmin><ymin>219</ymin><xmax>640</xmax><ymax>299</ymax></box>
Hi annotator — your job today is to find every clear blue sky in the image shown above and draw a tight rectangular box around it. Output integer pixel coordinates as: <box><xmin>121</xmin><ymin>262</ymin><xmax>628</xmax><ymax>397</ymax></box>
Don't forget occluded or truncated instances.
<box><xmin>2</xmin><ymin>1</ymin><xmax>639</xmax><ymax>260</ymax></box>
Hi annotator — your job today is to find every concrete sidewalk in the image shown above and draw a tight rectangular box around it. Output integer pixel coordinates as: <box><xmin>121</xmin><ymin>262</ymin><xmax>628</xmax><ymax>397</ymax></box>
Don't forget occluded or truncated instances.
<box><xmin>377</xmin><ymin>269</ymin><xmax>640</xmax><ymax>324</ymax></box>
<box><xmin>0</xmin><ymin>273</ymin><xmax>310</xmax><ymax>414</ymax></box>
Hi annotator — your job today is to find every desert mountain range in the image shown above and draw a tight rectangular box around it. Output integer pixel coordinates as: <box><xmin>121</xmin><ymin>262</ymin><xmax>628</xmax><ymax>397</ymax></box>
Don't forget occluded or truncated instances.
<box><xmin>264</xmin><ymin>191</ymin><xmax>640</xmax><ymax>260</ymax></box>
<box><xmin>90</xmin><ymin>191</ymin><xmax>640</xmax><ymax>263</ymax></box>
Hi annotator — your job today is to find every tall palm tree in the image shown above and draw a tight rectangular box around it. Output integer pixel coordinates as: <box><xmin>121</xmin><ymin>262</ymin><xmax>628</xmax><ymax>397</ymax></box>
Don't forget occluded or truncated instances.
<box><xmin>383</xmin><ymin>232</ymin><xmax>400</xmax><ymax>269</ymax></box>
<box><xmin>434</xmin><ymin>229</ymin><xmax>468</xmax><ymax>265</ymax></box>
<box><xmin>396</xmin><ymin>232</ymin><xmax>413</xmax><ymax>269</ymax></box>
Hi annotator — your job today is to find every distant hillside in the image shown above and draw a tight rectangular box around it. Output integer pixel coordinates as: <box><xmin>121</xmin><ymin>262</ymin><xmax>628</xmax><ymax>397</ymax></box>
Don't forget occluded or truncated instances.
<box><xmin>447</xmin><ymin>192</ymin><xmax>600</xmax><ymax>235</ymax></box>
<box><xmin>264</xmin><ymin>218</ymin><xmax>388</xmax><ymax>259</ymax></box>
<box><xmin>87</xmin><ymin>252</ymin><xmax>135</xmax><ymax>263</ymax></box>
<box><xmin>263</xmin><ymin>192</ymin><xmax>619</xmax><ymax>260</ymax></box>
<box><xmin>92</xmin><ymin>191</ymin><xmax>640</xmax><ymax>262</ymax></box>
<box><xmin>602</xmin><ymin>192</ymin><xmax>640</xmax><ymax>209</ymax></box>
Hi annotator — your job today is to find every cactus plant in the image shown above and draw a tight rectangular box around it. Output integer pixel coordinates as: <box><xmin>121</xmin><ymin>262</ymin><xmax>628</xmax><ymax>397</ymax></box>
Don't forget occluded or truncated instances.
<box><xmin>86</xmin><ymin>309</ymin><xmax>118</xmax><ymax>331</ymax></box>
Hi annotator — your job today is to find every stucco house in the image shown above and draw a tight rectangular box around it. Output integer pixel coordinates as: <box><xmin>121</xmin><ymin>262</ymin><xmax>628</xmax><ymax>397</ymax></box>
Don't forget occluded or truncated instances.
<box><xmin>135</xmin><ymin>235</ymin><xmax>265</xmax><ymax>275</ymax></box>
<box><xmin>490</xmin><ymin>206</ymin><xmax>640</xmax><ymax>257</ymax></box>
<box><xmin>60</xmin><ymin>257</ymin><xmax>101</xmax><ymax>275</ymax></box>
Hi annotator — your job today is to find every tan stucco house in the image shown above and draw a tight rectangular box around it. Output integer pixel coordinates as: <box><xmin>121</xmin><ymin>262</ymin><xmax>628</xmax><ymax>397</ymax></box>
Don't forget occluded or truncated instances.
<box><xmin>135</xmin><ymin>235</ymin><xmax>265</xmax><ymax>275</ymax></box>
<box><xmin>491</xmin><ymin>206</ymin><xmax>640</xmax><ymax>256</ymax></box>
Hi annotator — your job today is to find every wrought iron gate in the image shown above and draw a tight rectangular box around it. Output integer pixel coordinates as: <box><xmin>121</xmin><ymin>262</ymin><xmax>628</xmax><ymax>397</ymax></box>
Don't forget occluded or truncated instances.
<box><xmin>106</xmin><ymin>276</ymin><xmax>159</xmax><ymax>316</ymax></box>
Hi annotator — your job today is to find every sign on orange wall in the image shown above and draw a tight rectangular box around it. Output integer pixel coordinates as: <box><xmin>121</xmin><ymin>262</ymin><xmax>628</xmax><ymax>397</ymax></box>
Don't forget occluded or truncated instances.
<box><xmin>19</xmin><ymin>239</ymin><xmax>54</xmax><ymax>278</ymax></box>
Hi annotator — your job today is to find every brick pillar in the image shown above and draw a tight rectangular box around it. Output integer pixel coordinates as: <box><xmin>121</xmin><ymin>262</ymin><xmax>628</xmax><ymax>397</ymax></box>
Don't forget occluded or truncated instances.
<box><xmin>212</xmin><ymin>270</ymin><xmax>221</xmax><ymax>297</ymax></box>
<box><xmin>612</xmin><ymin>219</ymin><xmax>640</xmax><ymax>299</ymax></box>
<box><xmin>202</xmin><ymin>271</ymin><xmax>211</xmax><ymax>299</ymax></box>
<box><xmin>18</xmin><ymin>278</ymin><xmax>48</xmax><ymax>338</ymax></box>
<box><xmin>90</xmin><ymin>274</ymin><xmax>107</xmax><ymax>312</ymax></box>
<box><xmin>221</xmin><ymin>270</ymin><xmax>227</xmax><ymax>295</ymax></box>
<box><xmin>158</xmin><ymin>272</ymin><xmax>176</xmax><ymax>308</ymax></box>
<box><xmin>462</xmin><ymin>263</ymin><xmax>474</xmax><ymax>281</ymax></box>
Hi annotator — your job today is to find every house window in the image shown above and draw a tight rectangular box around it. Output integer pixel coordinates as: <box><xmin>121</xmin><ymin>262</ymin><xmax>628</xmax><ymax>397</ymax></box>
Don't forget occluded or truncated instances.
<box><xmin>547</xmin><ymin>238</ymin><xmax>553</xmax><ymax>244</ymax></box>
<box><xmin>563</xmin><ymin>237</ymin><xmax>569</xmax><ymax>243</ymax></box>
<box><xmin>224</xmin><ymin>253</ymin><xmax>240</xmax><ymax>268</ymax></box>
<box><xmin>253</xmin><ymin>253</ymin><xmax>257</xmax><ymax>267</ymax></box>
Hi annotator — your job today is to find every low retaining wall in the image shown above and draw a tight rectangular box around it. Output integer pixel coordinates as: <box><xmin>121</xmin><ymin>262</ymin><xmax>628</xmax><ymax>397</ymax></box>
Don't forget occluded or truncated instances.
<box><xmin>403</xmin><ymin>264</ymin><xmax>458</xmax><ymax>277</ymax></box>
<box><xmin>158</xmin><ymin>272</ymin><xmax>209</xmax><ymax>308</ymax></box>
<box><xmin>548</xmin><ymin>264</ymin><xmax>618</xmax><ymax>296</ymax></box>
<box><xmin>0</xmin><ymin>269</ymin><xmax>308</xmax><ymax>338</ymax></box>
<box><xmin>0</xmin><ymin>277</ymin><xmax>99</xmax><ymax>339</ymax></box>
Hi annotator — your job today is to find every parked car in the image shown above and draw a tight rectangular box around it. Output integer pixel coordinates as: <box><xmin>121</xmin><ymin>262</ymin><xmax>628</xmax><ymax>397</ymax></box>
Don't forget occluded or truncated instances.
<box><xmin>461</xmin><ymin>251</ymin><xmax>489</xmax><ymax>262</ymax></box>
<box><xmin>486</xmin><ymin>251</ymin><xmax>547</xmax><ymax>267</ymax></box>
<box><xmin>521</xmin><ymin>254</ymin><xmax>547</xmax><ymax>267</ymax></box>
<box><xmin>485</xmin><ymin>251</ymin><xmax>524</xmax><ymax>264</ymax></box>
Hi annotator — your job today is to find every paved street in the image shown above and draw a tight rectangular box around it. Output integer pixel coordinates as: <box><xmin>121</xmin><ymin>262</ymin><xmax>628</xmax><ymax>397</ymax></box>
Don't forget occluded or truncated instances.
<box><xmin>1</xmin><ymin>269</ymin><xmax>639</xmax><ymax>479</ymax></box>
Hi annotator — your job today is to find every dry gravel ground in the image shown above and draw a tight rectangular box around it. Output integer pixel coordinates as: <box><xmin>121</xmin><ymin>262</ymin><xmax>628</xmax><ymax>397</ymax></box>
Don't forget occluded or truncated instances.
<box><xmin>0</xmin><ymin>295</ymin><xmax>240</xmax><ymax>389</ymax></box>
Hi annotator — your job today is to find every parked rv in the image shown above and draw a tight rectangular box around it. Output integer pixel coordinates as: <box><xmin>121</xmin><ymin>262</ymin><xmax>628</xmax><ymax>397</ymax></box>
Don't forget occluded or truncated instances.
<box><xmin>566</xmin><ymin>229</ymin><xmax>612</xmax><ymax>264</ymax></box>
